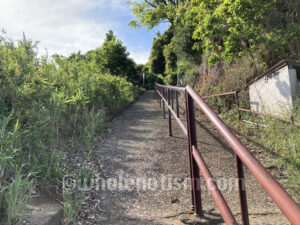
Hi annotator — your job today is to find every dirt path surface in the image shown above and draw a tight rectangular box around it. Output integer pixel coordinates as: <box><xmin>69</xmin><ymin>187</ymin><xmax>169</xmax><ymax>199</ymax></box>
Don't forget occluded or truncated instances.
<box><xmin>78</xmin><ymin>91</ymin><xmax>290</xmax><ymax>225</ymax></box>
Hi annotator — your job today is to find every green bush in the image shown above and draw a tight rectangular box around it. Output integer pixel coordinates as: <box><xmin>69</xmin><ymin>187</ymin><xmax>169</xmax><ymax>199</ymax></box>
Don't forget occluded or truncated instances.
<box><xmin>145</xmin><ymin>73</ymin><xmax>163</xmax><ymax>90</ymax></box>
<box><xmin>0</xmin><ymin>33</ymin><xmax>140</xmax><ymax>223</ymax></box>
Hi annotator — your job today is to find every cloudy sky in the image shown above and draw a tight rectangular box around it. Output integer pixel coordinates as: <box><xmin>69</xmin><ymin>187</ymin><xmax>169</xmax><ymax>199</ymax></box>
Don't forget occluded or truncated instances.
<box><xmin>0</xmin><ymin>0</ymin><xmax>167</xmax><ymax>64</ymax></box>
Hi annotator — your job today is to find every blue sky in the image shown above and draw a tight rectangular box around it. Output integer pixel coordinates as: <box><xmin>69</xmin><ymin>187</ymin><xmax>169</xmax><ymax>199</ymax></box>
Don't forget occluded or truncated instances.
<box><xmin>0</xmin><ymin>0</ymin><xmax>168</xmax><ymax>64</ymax></box>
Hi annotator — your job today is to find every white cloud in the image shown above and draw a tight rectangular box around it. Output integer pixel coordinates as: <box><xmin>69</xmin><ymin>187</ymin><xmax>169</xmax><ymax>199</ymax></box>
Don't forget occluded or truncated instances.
<box><xmin>0</xmin><ymin>0</ymin><xmax>134</xmax><ymax>58</ymax></box>
<box><xmin>107</xmin><ymin>0</ymin><xmax>132</xmax><ymax>12</ymax></box>
<box><xmin>129</xmin><ymin>51</ymin><xmax>149</xmax><ymax>64</ymax></box>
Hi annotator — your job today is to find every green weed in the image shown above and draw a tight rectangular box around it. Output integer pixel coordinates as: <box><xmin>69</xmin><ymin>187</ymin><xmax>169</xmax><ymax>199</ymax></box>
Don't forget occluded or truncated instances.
<box><xmin>0</xmin><ymin>168</ymin><xmax>32</xmax><ymax>225</ymax></box>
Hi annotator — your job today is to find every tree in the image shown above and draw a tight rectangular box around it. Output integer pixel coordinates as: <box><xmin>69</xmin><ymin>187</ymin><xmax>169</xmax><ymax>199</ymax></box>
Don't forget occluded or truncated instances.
<box><xmin>84</xmin><ymin>30</ymin><xmax>140</xmax><ymax>84</ymax></box>
<box><xmin>129</xmin><ymin>0</ymin><xmax>300</xmax><ymax>90</ymax></box>
<box><xmin>98</xmin><ymin>30</ymin><xmax>130</xmax><ymax>76</ymax></box>
<box><xmin>128</xmin><ymin>1</ymin><xmax>197</xmax><ymax>84</ymax></box>
<box><xmin>148</xmin><ymin>29</ymin><xmax>173</xmax><ymax>75</ymax></box>
<box><xmin>127</xmin><ymin>0</ymin><xmax>188</xmax><ymax>30</ymax></box>
<box><xmin>189</xmin><ymin>0</ymin><xmax>300</xmax><ymax>65</ymax></box>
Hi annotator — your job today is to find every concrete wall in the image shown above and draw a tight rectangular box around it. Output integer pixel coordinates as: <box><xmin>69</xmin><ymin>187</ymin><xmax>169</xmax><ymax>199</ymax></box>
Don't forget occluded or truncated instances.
<box><xmin>249</xmin><ymin>65</ymin><xmax>300</xmax><ymax>116</ymax></box>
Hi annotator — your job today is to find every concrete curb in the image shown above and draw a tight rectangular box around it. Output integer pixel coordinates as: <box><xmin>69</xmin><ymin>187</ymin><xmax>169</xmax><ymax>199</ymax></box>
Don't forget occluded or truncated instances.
<box><xmin>24</xmin><ymin>197</ymin><xmax>63</xmax><ymax>225</ymax></box>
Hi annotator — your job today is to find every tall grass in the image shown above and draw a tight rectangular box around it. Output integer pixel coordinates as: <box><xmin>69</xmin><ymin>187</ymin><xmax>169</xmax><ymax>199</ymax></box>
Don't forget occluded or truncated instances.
<box><xmin>219</xmin><ymin>102</ymin><xmax>300</xmax><ymax>198</ymax></box>
<box><xmin>0</xmin><ymin>33</ymin><xmax>140</xmax><ymax>223</ymax></box>
<box><xmin>0</xmin><ymin>168</ymin><xmax>32</xmax><ymax>225</ymax></box>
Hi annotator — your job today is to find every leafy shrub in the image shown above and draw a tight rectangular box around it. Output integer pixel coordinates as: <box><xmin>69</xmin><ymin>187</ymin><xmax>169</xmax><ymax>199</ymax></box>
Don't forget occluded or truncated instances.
<box><xmin>0</xmin><ymin>32</ymin><xmax>140</xmax><ymax>222</ymax></box>
<box><xmin>145</xmin><ymin>73</ymin><xmax>163</xmax><ymax>90</ymax></box>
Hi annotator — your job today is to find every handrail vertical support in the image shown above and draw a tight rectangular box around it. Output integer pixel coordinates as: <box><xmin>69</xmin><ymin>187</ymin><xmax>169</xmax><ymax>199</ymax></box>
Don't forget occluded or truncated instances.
<box><xmin>163</xmin><ymin>88</ymin><xmax>166</xmax><ymax>119</ymax></box>
<box><xmin>185</xmin><ymin>90</ymin><xmax>202</xmax><ymax>215</ymax></box>
<box><xmin>156</xmin><ymin>87</ymin><xmax>161</xmax><ymax>108</ymax></box>
<box><xmin>236</xmin><ymin>154</ymin><xmax>249</xmax><ymax>225</ymax></box>
<box><xmin>171</xmin><ymin>90</ymin><xmax>174</xmax><ymax>110</ymax></box>
<box><xmin>168</xmin><ymin>89</ymin><xmax>173</xmax><ymax>136</ymax></box>
<box><xmin>235</xmin><ymin>91</ymin><xmax>241</xmax><ymax>120</ymax></box>
<box><xmin>176</xmin><ymin>91</ymin><xmax>179</xmax><ymax>117</ymax></box>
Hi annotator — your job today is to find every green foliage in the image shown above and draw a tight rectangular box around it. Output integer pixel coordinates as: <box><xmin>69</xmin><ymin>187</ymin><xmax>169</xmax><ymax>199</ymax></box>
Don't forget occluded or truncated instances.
<box><xmin>0</xmin><ymin>168</ymin><xmax>32</xmax><ymax>225</ymax></box>
<box><xmin>145</xmin><ymin>73</ymin><xmax>164</xmax><ymax>90</ymax></box>
<box><xmin>148</xmin><ymin>29</ymin><xmax>173</xmax><ymax>75</ymax></box>
<box><xmin>0</xmin><ymin>115</ymin><xmax>21</xmax><ymax>180</ymax></box>
<box><xmin>177</xmin><ymin>60</ymin><xmax>198</xmax><ymax>85</ymax></box>
<box><xmin>127</xmin><ymin>0</ymin><xmax>183</xmax><ymax>30</ymax></box>
<box><xmin>208</xmin><ymin>53</ymin><xmax>220</xmax><ymax>65</ymax></box>
<box><xmin>129</xmin><ymin>0</ymin><xmax>300</xmax><ymax>87</ymax></box>
<box><xmin>220</xmin><ymin>105</ymin><xmax>300</xmax><ymax>196</ymax></box>
<box><xmin>0</xmin><ymin>31</ymin><xmax>140</xmax><ymax>222</ymax></box>
<box><xmin>147</xmin><ymin>26</ymin><xmax>197</xmax><ymax>85</ymax></box>
<box><xmin>163</xmin><ymin>40</ymin><xmax>177</xmax><ymax>85</ymax></box>
<box><xmin>85</xmin><ymin>30</ymin><xmax>140</xmax><ymax>85</ymax></box>
<box><xmin>129</xmin><ymin>1</ymin><xmax>196</xmax><ymax>85</ymax></box>
<box><xmin>189</xmin><ymin>0</ymin><xmax>300</xmax><ymax>64</ymax></box>
<box><xmin>63</xmin><ymin>188</ymin><xmax>84</xmax><ymax>225</ymax></box>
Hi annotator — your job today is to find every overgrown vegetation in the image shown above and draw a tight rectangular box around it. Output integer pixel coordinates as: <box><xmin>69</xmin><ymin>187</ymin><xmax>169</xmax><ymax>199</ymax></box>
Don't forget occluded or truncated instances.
<box><xmin>0</xmin><ymin>31</ymin><xmax>141</xmax><ymax>224</ymax></box>
<box><xmin>220</xmin><ymin>106</ymin><xmax>300</xmax><ymax>199</ymax></box>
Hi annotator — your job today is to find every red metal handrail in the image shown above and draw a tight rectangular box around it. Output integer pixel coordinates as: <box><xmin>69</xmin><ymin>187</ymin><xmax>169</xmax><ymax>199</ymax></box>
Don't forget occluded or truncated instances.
<box><xmin>201</xmin><ymin>89</ymin><xmax>298</xmax><ymax>125</ymax></box>
<box><xmin>201</xmin><ymin>91</ymin><xmax>237</xmax><ymax>99</ymax></box>
<box><xmin>156</xmin><ymin>88</ymin><xmax>187</xmax><ymax>135</ymax></box>
<box><xmin>192</xmin><ymin>146</ymin><xmax>237</xmax><ymax>225</ymax></box>
<box><xmin>155</xmin><ymin>84</ymin><xmax>300</xmax><ymax>225</ymax></box>
<box><xmin>156</xmin><ymin>83</ymin><xmax>185</xmax><ymax>92</ymax></box>
<box><xmin>237</xmin><ymin>107</ymin><xmax>299</xmax><ymax>126</ymax></box>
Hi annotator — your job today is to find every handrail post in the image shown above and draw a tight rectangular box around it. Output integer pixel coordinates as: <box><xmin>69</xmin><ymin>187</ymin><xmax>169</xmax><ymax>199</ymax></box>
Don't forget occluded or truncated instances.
<box><xmin>185</xmin><ymin>90</ymin><xmax>202</xmax><ymax>215</ymax></box>
<box><xmin>160</xmin><ymin>87</ymin><xmax>162</xmax><ymax>108</ymax></box>
<box><xmin>171</xmin><ymin>90</ymin><xmax>174</xmax><ymax>110</ymax></box>
<box><xmin>168</xmin><ymin>89</ymin><xmax>173</xmax><ymax>136</ymax></box>
<box><xmin>155</xmin><ymin>86</ymin><xmax>159</xmax><ymax>103</ymax></box>
<box><xmin>158</xmin><ymin>86</ymin><xmax>162</xmax><ymax>109</ymax></box>
<box><xmin>236</xmin><ymin>155</ymin><xmax>249</xmax><ymax>225</ymax></box>
<box><xmin>176</xmin><ymin>91</ymin><xmax>179</xmax><ymax>117</ymax></box>
<box><xmin>163</xmin><ymin>88</ymin><xmax>166</xmax><ymax>119</ymax></box>
<box><xmin>235</xmin><ymin>91</ymin><xmax>241</xmax><ymax>120</ymax></box>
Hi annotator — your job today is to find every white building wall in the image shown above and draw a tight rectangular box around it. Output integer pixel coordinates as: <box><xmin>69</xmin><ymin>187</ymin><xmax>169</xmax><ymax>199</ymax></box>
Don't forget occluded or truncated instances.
<box><xmin>289</xmin><ymin>68</ymin><xmax>299</xmax><ymax>106</ymax></box>
<box><xmin>249</xmin><ymin>65</ymin><xmax>299</xmax><ymax>116</ymax></box>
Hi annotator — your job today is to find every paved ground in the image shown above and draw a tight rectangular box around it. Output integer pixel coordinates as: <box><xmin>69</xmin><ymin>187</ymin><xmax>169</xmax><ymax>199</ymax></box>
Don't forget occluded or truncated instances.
<box><xmin>78</xmin><ymin>91</ymin><xmax>291</xmax><ymax>225</ymax></box>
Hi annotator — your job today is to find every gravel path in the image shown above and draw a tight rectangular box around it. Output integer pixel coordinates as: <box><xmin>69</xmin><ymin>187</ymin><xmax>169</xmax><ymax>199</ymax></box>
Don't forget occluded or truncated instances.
<box><xmin>78</xmin><ymin>91</ymin><xmax>291</xmax><ymax>225</ymax></box>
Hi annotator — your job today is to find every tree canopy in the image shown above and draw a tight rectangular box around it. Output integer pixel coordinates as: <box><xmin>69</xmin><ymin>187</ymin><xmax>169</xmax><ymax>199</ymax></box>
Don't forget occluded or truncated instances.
<box><xmin>128</xmin><ymin>0</ymin><xmax>300</xmax><ymax>85</ymax></box>
<box><xmin>83</xmin><ymin>30</ymin><xmax>140</xmax><ymax>84</ymax></box>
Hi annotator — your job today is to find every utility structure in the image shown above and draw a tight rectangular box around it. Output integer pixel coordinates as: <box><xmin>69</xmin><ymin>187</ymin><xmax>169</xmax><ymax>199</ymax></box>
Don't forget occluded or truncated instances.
<box><xmin>249</xmin><ymin>60</ymin><xmax>300</xmax><ymax>117</ymax></box>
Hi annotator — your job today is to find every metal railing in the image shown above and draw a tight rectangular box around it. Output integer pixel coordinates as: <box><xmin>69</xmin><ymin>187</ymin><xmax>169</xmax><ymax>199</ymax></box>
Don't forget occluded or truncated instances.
<box><xmin>155</xmin><ymin>83</ymin><xmax>300</xmax><ymax>225</ymax></box>
<box><xmin>201</xmin><ymin>89</ymin><xmax>298</xmax><ymax>125</ymax></box>
<box><xmin>196</xmin><ymin>91</ymin><xmax>300</xmax><ymax>126</ymax></box>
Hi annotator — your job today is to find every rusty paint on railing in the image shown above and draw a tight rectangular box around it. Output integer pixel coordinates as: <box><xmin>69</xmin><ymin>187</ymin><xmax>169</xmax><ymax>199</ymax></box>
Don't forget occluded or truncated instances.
<box><xmin>192</xmin><ymin>146</ymin><xmax>238</xmax><ymax>225</ymax></box>
<box><xmin>237</xmin><ymin>107</ymin><xmax>299</xmax><ymax>126</ymax></box>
